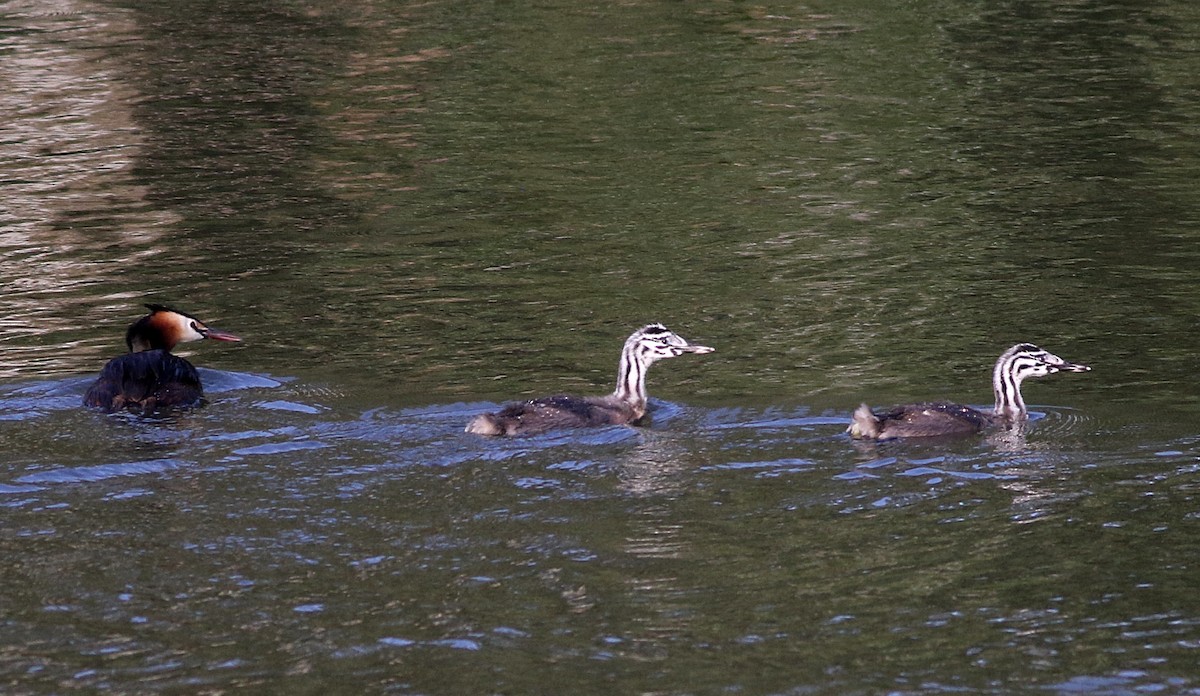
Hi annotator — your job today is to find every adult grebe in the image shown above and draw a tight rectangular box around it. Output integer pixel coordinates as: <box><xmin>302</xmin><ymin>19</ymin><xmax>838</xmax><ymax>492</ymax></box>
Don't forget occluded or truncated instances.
<box><xmin>83</xmin><ymin>304</ymin><xmax>242</xmax><ymax>412</ymax></box>
<box><xmin>466</xmin><ymin>323</ymin><xmax>714</xmax><ymax>437</ymax></box>
<box><xmin>847</xmin><ymin>343</ymin><xmax>1090</xmax><ymax>440</ymax></box>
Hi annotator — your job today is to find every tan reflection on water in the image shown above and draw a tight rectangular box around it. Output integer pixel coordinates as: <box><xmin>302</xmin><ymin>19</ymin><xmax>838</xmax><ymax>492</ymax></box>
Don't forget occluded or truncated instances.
<box><xmin>0</xmin><ymin>1</ymin><xmax>178</xmax><ymax>378</ymax></box>
<box><xmin>616</xmin><ymin>436</ymin><xmax>696</xmax><ymax>652</ymax></box>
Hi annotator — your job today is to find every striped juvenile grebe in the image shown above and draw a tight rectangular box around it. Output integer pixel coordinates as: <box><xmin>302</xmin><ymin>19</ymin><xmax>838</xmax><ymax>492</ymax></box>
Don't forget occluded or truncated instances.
<box><xmin>847</xmin><ymin>343</ymin><xmax>1090</xmax><ymax>440</ymax></box>
<box><xmin>83</xmin><ymin>304</ymin><xmax>242</xmax><ymax>413</ymax></box>
<box><xmin>466</xmin><ymin>323</ymin><xmax>714</xmax><ymax>437</ymax></box>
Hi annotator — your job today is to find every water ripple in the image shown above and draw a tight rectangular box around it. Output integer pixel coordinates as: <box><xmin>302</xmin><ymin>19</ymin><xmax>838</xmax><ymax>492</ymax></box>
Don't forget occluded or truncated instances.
<box><xmin>14</xmin><ymin>458</ymin><xmax>189</xmax><ymax>484</ymax></box>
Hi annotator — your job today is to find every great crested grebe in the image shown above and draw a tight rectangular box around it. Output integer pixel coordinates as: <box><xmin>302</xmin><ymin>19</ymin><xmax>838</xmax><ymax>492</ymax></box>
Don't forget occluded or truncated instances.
<box><xmin>847</xmin><ymin>343</ymin><xmax>1090</xmax><ymax>440</ymax></box>
<box><xmin>83</xmin><ymin>304</ymin><xmax>242</xmax><ymax>412</ymax></box>
<box><xmin>465</xmin><ymin>323</ymin><xmax>714</xmax><ymax>437</ymax></box>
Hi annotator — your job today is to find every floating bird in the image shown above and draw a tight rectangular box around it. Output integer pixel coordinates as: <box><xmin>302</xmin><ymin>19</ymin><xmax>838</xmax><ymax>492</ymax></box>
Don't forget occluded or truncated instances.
<box><xmin>466</xmin><ymin>323</ymin><xmax>714</xmax><ymax>436</ymax></box>
<box><xmin>847</xmin><ymin>343</ymin><xmax>1089</xmax><ymax>440</ymax></box>
<box><xmin>83</xmin><ymin>304</ymin><xmax>242</xmax><ymax>413</ymax></box>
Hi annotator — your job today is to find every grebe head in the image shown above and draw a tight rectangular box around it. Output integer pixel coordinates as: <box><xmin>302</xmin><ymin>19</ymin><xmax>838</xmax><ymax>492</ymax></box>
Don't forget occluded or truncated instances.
<box><xmin>992</xmin><ymin>342</ymin><xmax>1089</xmax><ymax>420</ymax></box>
<box><xmin>611</xmin><ymin>323</ymin><xmax>714</xmax><ymax>405</ymax></box>
<box><xmin>126</xmin><ymin>304</ymin><xmax>242</xmax><ymax>352</ymax></box>
<box><xmin>999</xmin><ymin>343</ymin><xmax>1091</xmax><ymax>381</ymax></box>
<box><xmin>626</xmin><ymin>323</ymin><xmax>715</xmax><ymax>364</ymax></box>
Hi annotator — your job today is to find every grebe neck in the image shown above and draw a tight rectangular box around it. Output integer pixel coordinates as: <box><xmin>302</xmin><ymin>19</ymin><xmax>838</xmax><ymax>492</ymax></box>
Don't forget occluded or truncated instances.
<box><xmin>613</xmin><ymin>341</ymin><xmax>649</xmax><ymax>407</ymax></box>
<box><xmin>992</xmin><ymin>352</ymin><xmax>1027</xmax><ymax>421</ymax></box>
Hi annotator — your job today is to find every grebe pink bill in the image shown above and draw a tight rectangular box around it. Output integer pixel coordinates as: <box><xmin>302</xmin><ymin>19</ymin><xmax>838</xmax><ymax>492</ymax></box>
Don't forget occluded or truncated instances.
<box><xmin>83</xmin><ymin>304</ymin><xmax>242</xmax><ymax>414</ymax></box>
<box><xmin>848</xmin><ymin>343</ymin><xmax>1090</xmax><ymax>441</ymax></box>
<box><xmin>466</xmin><ymin>323</ymin><xmax>714</xmax><ymax>437</ymax></box>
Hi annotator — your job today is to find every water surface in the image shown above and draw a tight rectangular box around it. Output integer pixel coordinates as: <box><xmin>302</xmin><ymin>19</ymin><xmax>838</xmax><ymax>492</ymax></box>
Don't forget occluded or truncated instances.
<box><xmin>3</xmin><ymin>0</ymin><xmax>1200</xmax><ymax>692</ymax></box>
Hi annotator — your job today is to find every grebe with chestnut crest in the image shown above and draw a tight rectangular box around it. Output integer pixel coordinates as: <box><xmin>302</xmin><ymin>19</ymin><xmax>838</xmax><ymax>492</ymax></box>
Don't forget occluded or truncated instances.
<box><xmin>83</xmin><ymin>304</ymin><xmax>242</xmax><ymax>413</ymax></box>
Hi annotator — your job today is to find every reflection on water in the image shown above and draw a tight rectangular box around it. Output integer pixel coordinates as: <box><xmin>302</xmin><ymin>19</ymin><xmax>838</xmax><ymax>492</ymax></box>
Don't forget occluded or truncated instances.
<box><xmin>4</xmin><ymin>0</ymin><xmax>1200</xmax><ymax>692</ymax></box>
<box><xmin>0</xmin><ymin>1</ymin><xmax>180</xmax><ymax>378</ymax></box>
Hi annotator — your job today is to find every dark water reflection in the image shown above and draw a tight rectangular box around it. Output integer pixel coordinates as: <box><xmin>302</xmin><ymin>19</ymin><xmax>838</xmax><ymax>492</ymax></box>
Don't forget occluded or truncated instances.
<box><xmin>4</xmin><ymin>0</ymin><xmax>1200</xmax><ymax>692</ymax></box>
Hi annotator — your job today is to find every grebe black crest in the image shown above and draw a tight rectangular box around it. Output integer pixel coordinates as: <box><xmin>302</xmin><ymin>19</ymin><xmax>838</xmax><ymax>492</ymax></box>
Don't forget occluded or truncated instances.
<box><xmin>465</xmin><ymin>323</ymin><xmax>714</xmax><ymax>437</ymax></box>
<box><xmin>847</xmin><ymin>343</ymin><xmax>1090</xmax><ymax>440</ymax></box>
<box><xmin>83</xmin><ymin>304</ymin><xmax>242</xmax><ymax>413</ymax></box>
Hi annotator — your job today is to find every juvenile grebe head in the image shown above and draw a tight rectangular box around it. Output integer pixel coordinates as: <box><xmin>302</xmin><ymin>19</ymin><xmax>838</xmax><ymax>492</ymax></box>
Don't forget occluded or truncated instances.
<box><xmin>613</xmin><ymin>323</ymin><xmax>714</xmax><ymax>405</ymax></box>
<box><xmin>992</xmin><ymin>343</ymin><xmax>1090</xmax><ymax>419</ymax></box>
<box><xmin>127</xmin><ymin>304</ymin><xmax>242</xmax><ymax>353</ymax></box>
<box><xmin>999</xmin><ymin>343</ymin><xmax>1091</xmax><ymax>379</ymax></box>
<box><xmin>625</xmin><ymin>323</ymin><xmax>715</xmax><ymax>363</ymax></box>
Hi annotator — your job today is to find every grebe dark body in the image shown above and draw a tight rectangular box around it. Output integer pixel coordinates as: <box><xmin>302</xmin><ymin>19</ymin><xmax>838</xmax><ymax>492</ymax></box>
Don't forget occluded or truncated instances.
<box><xmin>84</xmin><ymin>304</ymin><xmax>242</xmax><ymax>413</ymax></box>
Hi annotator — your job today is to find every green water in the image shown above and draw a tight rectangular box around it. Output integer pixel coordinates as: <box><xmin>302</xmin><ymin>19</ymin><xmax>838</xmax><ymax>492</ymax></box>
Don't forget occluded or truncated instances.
<box><xmin>3</xmin><ymin>0</ymin><xmax>1200</xmax><ymax>693</ymax></box>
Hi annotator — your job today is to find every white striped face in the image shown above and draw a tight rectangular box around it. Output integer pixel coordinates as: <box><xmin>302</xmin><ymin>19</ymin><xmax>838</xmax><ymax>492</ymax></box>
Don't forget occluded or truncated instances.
<box><xmin>992</xmin><ymin>343</ymin><xmax>1089</xmax><ymax>418</ymax></box>
<box><xmin>1007</xmin><ymin>344</ymin><xmax>1090</xmax><ymax>380</ymax></box>
<box><xmin>629</xmin><ymin>324</ymin><xmax>715</xmax><ymax>364</ymax></box>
